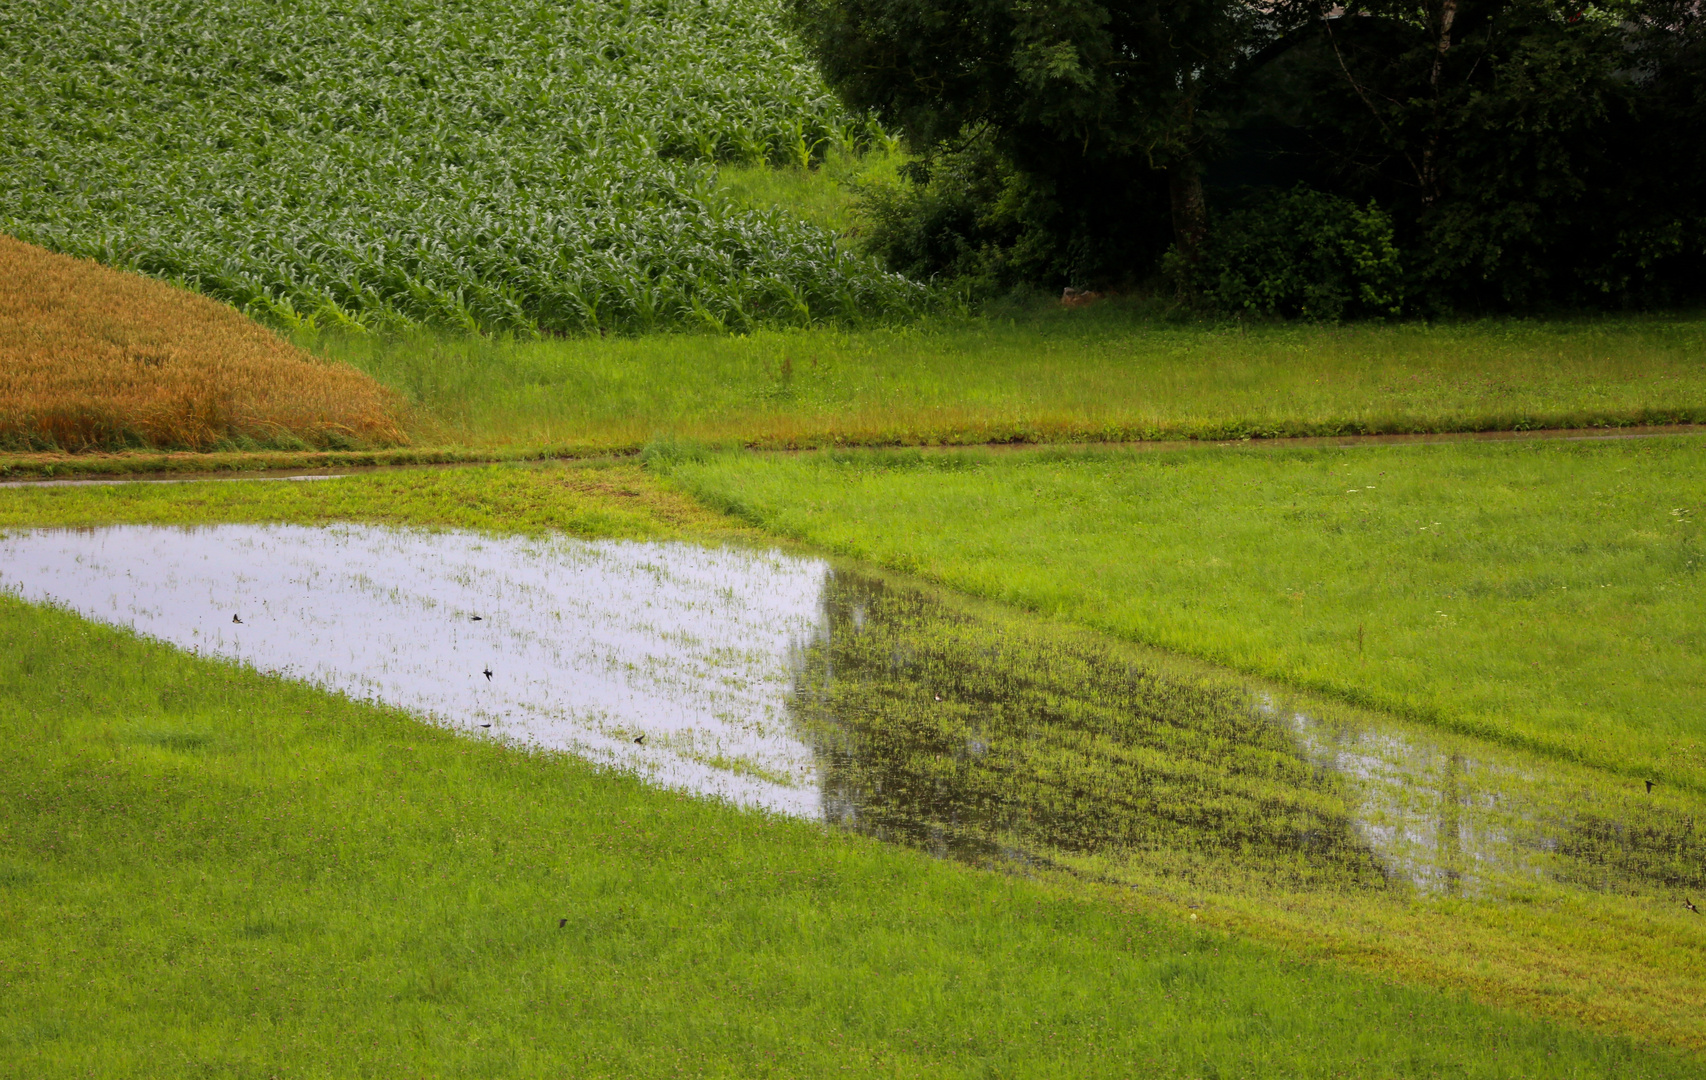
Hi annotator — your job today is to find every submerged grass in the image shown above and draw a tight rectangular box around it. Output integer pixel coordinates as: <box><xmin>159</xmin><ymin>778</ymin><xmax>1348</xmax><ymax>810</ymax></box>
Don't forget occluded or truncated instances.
<box><xmin>791</xmin><ymin>567</ymin><xmax>1706</xmax><ymax>1049</ymax></box>
<box><xmin>309</xmin><ymin>307</ymin><xmax>1706</xmax><ymax>452</ymax></box>
<box><xmin>5</xmin><ymin>474</ymin><xmax>1695</xmax><ymax>1075</ymax></box>
<box><xmin>669</xmin><ymin>434</ymin><xmax>1706</xmax><ymax>796</ymax></box>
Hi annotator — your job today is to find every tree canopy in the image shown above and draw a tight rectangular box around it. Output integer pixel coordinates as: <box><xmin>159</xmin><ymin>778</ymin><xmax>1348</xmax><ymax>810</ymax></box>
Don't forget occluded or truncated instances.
<box><xmin>791</xmin><ymin>0</ymin><xmax>1706</xmax><ymax>311</ymax></box>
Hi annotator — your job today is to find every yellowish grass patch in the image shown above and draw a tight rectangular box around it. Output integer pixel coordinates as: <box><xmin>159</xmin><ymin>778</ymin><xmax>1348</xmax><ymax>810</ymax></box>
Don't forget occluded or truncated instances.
<box><xmin>0</xmin><ymin>236</ymin><xmax>407</xmax><ymax>452</ymax></box>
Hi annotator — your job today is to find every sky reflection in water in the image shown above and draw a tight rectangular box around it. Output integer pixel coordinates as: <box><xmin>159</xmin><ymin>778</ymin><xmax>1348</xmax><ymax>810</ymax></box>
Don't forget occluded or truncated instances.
<box><xmin>1</xmin><ymin>524</ymin><xmax>1695</xmax><ymax>899</ymax></box>
<box><xmin>0</xmin><ymin>524</ymin><xmax>830</xmax><ymax>813</ymax></box>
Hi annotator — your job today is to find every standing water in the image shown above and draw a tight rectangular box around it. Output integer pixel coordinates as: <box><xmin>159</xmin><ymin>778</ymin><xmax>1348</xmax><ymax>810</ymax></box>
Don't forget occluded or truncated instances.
<box><xmin>1</xmin><ymin>524</ymin><xmax>1696</xmax><ymax>900</ymax></box>
<box><xmin>0</xmin><ymin>524</ymin><xmax>831</xmax><ymax>813</ymax></box>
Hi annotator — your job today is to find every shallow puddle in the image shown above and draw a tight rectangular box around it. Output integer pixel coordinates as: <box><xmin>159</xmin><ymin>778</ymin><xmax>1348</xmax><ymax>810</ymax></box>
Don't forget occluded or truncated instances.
<box><xmin>1</xmin><ymin>524</ymin><xmax>1696</xmax><ymax>902</ymax></box>
<box><xmin>0</xmin><ymin>524</ymin><xmax>831</xmax><ymax>812</ymax></box>
<box><xmin>789</xmin><ymin>570</ymin><xmax>1702</xmax><ymax>900</ymax></box>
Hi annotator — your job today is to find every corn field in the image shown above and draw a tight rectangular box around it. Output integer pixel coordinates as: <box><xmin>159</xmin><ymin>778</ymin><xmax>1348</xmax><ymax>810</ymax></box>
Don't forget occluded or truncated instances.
<box><xmin>0</xmin><ymin>0</ymin><xmax>928</xmax><ymax>336</ymax></box>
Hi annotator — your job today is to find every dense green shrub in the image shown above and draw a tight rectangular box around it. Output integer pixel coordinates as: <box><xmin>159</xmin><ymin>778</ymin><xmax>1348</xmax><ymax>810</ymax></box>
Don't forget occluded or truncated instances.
<box><xmin>854</xmin><ymin>138</ymin><xmax>1173</xmax><ymax>297</ymax></box>
<box><xmin>1170</xmin><ymin>188</ymin><xmax>1404</xmax><ymax>320</ymax></box>
<box><xmin>0</xmin><ymin>0</ymin><xmax>928</xmax><ymax>335</ymax></box>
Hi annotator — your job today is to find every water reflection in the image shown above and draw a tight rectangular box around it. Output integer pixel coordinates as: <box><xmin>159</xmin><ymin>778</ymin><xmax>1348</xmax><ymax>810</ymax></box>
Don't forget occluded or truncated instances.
<box><xmin>791</xmin><ymin>569</ymin><xmax>1704</xmax><ymax>899</ymax></box>
<box><xmin>1</xmin><ymin>525</ymin><xmax>1696</xmax><ymax>900</ymax></box>
<box><xmin>0</xmin><ymin>524</ymin><xmax>831</xmax><ymax>812</ymax></box>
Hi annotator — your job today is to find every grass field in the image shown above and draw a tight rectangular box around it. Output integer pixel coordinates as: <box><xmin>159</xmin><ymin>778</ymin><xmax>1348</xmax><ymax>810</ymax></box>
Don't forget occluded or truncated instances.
<box><xmin>6</xmin><ymin>0</ymin><xmax>1704</xmax><ymax>1063</ymax></box>
<box><xmin>0</xmin><ymin>462</ymin><xmax>746</xmax><ymax>540</ymax></box>
<box><xmin>715</xmin><ymin>148</ymin><xmax>906</xmax><ymax>236</ymax></box>
<box><xmin>668</xmin><ymin>435</ymin><xmax>1706</xmax><ymax>793</ymax></box>
<box><xmin>6</xmin><ymin>463</ymin><xmax>1706</xmax><ymax>1058</ymax></box>
<box><xmin>3</xmin><ymin>466</ymin><xmax>1702</xmax><ymax>1076</ymax></box>
<box><xmin>0</xmin><ymin>236</ymin><xmax>405</xmax><ymax>454</ymax></box>
<box><xmin>306</xmin><ymin>307</ymin><xmax>1706</xmax><ymax>452</ymax></box>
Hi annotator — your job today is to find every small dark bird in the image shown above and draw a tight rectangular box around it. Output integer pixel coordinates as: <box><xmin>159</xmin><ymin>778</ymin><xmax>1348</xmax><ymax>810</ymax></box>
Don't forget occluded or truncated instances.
<box><xmin>1646</xmin><ymin>779</ymin><xmax>1656</xmax><ymax>793</ymax></box>
<box><xmin>483</xmin><ymin>667</ymin><xmax>493</xmax><ymax>681</ymax></box>
<box><xmin>634</xmin><ymin>734</ymin><xmax>645</xmax><ymax>745</ymax></box>
<box><xmin>232</xmin><ymin>614</ymin><xmax>243</xmax><ymax>624</ymax></box>
<box><xmin>558</xmin><ymin>918</ymin><xmax>568</xmax><ymax>928</ymax></box>
<box><xmin>1686</xmin><ymin>897</ymin><xmax>1700</xmax><ymax>914</ymax></box>
<box><xmin>480</xmin><ymin>723</ymin><xmax>492</xmax><ymax>728</ymax></box>
<box><xmin>471</xmin><ymin>615</ymin><xmax>483</xmax><ymax>622</ymax></box>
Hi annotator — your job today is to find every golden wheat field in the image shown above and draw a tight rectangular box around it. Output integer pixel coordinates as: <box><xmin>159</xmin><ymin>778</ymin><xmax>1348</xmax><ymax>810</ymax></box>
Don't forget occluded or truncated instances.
<box><xmin>0</xmin><ymin>235</ymin><xmax>408</xmax><ymax>452</ymax></box>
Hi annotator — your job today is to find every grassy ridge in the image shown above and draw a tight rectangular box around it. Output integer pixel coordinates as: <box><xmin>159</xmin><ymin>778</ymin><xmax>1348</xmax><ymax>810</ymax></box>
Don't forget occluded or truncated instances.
<box><xmin>4</xmin><ymin>305</ymin><xmax>1700</xmax><ymax>473</ymax></box>
<box><xmin>2</xmin><ymin>468</ymin><xmax>1698</xmax><ymax>1075</ymax></box>
<box><xmin>311</xmin><ymin>308</ymin><xmax>1706</xmax><ymax>451</ymax></box>
<box><xmin>0</xmin><ymin>462</ymin><xmax>751</xmax><ymax>540</ymax></box>
<box><xmin>667</xmin><ymin>435</ymin><xmax>1706</xmax><ymax>793</ymax></box>
<box><xmin>0</xmin><ymin>0</ymin><xmax>923</xmax><ymax>335</ymax></box>
<box><xmin>0</xmin><ymin>236</ymin><xmax>406</xmax><ymax>453</ymax></box>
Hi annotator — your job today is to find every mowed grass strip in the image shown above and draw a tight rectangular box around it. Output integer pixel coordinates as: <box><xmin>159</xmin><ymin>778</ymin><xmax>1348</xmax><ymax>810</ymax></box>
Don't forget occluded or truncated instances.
<box><xmin>667</xmin><ymin>435</ymin><xmax>1706</xmax><ymax>793</ymax></box>
<box><xmin>3</xmin><ymin>601</ymin><xmax>1699</xmax><ymax>1077</ymax></box>
<box><xmin>0</xmin><ymin>236</ymin><xmax>407</xmax><ymax>453</ymax></box>
<box><xmin>0</xmin><ymin>461</ymin><xmax>751</xmax><ymax>541</ymax></box>
<box><xmin>311</xmin><ymin>306</ymin><xmax>1706</xmax><ymax>451</ymax></box>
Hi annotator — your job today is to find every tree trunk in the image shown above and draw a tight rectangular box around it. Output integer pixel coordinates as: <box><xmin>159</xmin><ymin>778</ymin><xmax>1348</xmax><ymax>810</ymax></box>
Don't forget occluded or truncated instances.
<box><xmin>1421</xmin><ymin>0</ymin><xmax>1459</xmax><ymax>204</ymax></box>
<box><xmin>1168</xmin><ymin>161</ymin><xmax>1208</xmax><ymax>264</ymax></box>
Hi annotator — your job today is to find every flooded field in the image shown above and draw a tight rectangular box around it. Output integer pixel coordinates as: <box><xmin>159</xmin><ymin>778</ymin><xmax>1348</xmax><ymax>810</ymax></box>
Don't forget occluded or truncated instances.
<box><xmin>794</xmin><ymin>572</ymin><xmax>1703</xmax><ymax>903</ymax></box>
<box><xmin>1</xmin><ymin>524</ymin><xmax>1697</xmax><ymax>904</ymax></box>
<box><xmin>0</xmin><ymin>525</ymin><xmax>830</xmax><ymax>811</ymax></box>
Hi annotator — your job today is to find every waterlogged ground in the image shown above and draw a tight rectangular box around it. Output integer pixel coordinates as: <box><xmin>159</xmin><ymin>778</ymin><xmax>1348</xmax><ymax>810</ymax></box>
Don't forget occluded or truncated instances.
<box><xmin>3</xmin><ymin>523</ymin><xmax>1697</xmax><ymax>905</ymax></box>
<box><xmin>5</xmin><ymin>522</ymin><xmax>1705</xmax><ymax>1042</ymax></box>
<box><xmin>794</xmin><ymin>571</ymin><xmax>1704</xmax><ymax>902</ymax></box>
<box><xmin>0</xmin><ymin>525</ymin><xmax>831</xmax><ymax>811</ymax></box>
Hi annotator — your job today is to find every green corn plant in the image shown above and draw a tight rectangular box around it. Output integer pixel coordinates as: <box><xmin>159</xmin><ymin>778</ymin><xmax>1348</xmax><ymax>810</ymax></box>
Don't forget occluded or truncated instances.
<box><xmin>0</xmin><ymin>0</ymin><xmax>932</xmax><ymax>337</ymax></box>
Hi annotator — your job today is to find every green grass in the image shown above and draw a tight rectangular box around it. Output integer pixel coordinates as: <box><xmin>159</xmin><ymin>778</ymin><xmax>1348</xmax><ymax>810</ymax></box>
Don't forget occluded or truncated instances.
<box><xmin>6</xmin><ymin>604</ymin><xmax>1693</xmax><ymax>1078</ymax></box>
<box><xmin>0</xmin><ymin>461</ymin><xmax>752</xmax><ymax>540</ymax></box>
<box><xmin>782</xmin><ymin>564</ymin><xmax>1706</xmax><ymax>1049</ymax></box>
<box><xmin>8</xmin><ymin>473</ymin><xmax>1699</xmax><ymax>1075</ymax></box>
<box><xmin>7</xmin><ymin>462</ymin><xmax>1706</xmax><ymax>1055</ymax></box>
<box><xmin>306</xmin><ymin>308</ymin><xmax>1706</xmax><ymax>453</ymax></box>
<box><xmin>715</xmin><ymin>147</ymin><xmax>907</xmax><ymax>236</ymax></box>
<box><xmin>667</xmin><ymin>434</ymin><xmax>1706</xmax><ymax>796</ymax></box>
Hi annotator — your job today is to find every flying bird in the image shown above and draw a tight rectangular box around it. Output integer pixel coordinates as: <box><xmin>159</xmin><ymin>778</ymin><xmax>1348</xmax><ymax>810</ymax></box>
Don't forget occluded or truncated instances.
<box><xmin>480</xmin><ymin>723</ymin><xmax>492</xmax><ymax>728</ymax></box>
<box><xmin>558</xmin><ymin>918</ymin><xmax>568</xmax><ymax>928</ymax></box>
<box><xmin>1646</xmin><ymin>780</ymin><xmax>1656</xmax><ymax>793</ymax></box>
<box><xmin>483</xmin><ymin>667</ymin><xmax>493</xmax><ymax>681</ymax></box>
<box><xmin>1686</xmin><ymin>898</ymin><xmax>1700</xmax><ymax>914</ymax></box>
<box><xmin>471</xmin><ymin>615</ymin><xmax>483</xmax><ymax>622</ymax></box>
<box><xmin>634</xmin><ymin>734</ymin><xmax>645</xmax><ymax>745</ymax></box>
<box><xmin>232</xmin><ymin>614</ymin><xmax>243</xmax><ymax>624</ymax></box>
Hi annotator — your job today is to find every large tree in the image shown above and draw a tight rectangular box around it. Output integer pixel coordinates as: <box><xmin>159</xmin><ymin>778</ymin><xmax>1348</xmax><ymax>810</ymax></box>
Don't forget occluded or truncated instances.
<box><xmin>789</xmin><ymin>0</ymin><xmax>1280</xmax><ymax>261</ymax></box>
<box><xmin>1245</xmin><ymin>0</ymin><xmax>1706</xmax><ymax>307</ymax></box>
<box><xmin>795</xmin><ymin>0</ymin><xmax>1705</xmax><ymax>305</ymax></box>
